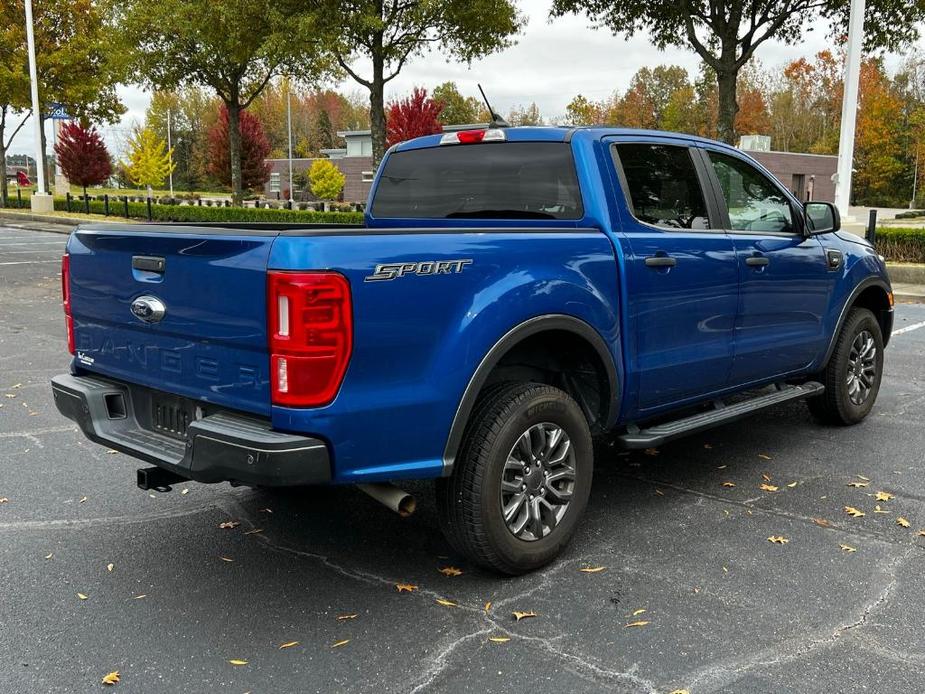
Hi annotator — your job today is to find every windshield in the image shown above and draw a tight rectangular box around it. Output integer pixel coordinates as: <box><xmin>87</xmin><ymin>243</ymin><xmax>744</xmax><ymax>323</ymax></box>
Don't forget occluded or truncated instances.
<box><xmin>370</xmin><ymin>142</ymin><xmax>583</xmax><ymax>220</ymax></box>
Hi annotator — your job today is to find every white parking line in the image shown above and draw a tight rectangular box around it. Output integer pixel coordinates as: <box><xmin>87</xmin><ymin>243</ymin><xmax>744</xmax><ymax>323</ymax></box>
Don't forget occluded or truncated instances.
<box><xmin>0</xmin><ymin>259</ymin><xmax>60</xmax><ymax>266</ymax></box>
<box><xmin>893</xmin><ymin>320</ymin><xmax>925</xmax><ymax>336</ymax></box>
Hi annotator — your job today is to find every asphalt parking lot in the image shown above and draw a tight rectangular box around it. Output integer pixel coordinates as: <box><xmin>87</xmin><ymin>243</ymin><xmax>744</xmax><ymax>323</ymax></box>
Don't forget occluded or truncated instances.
<box><xmin>2</xmin><ymin>221</ymin><xmax>925</xmax><ymax>694</ymax></box>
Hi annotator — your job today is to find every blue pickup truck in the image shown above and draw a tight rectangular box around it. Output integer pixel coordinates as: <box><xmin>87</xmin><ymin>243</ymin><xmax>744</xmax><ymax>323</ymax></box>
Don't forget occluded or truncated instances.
<box><xmin>52</xmin><ymin>126</ymin><xmax>893</xmax><ymax>574</ymax></box>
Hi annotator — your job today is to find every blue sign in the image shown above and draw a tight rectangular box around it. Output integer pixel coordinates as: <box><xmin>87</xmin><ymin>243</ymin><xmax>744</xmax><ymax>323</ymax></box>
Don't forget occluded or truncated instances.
<box><xmin>48</xmin><ymin>103</ymin><xmax>70</xmax><ymax>120</ymax></box>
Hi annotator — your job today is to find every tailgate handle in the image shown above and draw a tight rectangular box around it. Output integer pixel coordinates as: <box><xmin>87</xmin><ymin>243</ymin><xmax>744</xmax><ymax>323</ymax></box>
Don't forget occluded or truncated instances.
<box><xmin>133</xmin><ymin>256</ymin><xmax>166</xmax><ymax>273</ymax></box>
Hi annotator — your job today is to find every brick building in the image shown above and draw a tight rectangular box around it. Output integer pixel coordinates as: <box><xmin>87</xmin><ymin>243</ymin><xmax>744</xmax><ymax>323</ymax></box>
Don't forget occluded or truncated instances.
<box><xmin>739</xmin><ymin>136</ymin><xmax>837</xmax><ymax>202</ymax></box>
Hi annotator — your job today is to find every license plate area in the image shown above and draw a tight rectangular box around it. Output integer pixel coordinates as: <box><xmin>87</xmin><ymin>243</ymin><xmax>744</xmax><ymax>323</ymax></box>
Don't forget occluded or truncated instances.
<box><xmin>151</xmin><ymin>394</ymin><xmax>196</xmax><ymax>441</ymax></box>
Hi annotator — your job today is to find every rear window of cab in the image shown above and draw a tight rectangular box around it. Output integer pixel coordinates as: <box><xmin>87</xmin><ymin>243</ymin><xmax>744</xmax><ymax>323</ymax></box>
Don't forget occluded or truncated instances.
<box><xmin>370</xmin><ymin>142</ymin><xmax>583</xmax><ymax>220</ymax></box>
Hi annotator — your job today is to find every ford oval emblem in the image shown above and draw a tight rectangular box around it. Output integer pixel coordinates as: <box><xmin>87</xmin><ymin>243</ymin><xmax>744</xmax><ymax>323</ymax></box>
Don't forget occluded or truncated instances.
<box><xmin>130</xmin><ymin>295</ymin><xmax>166</xmax><ymax>323</ymax></box>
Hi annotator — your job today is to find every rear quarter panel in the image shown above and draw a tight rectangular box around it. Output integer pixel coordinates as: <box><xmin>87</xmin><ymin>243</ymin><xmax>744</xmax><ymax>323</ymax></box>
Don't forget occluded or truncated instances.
<box><xmin>268</xmin><ymin>230</ymin><xmax>620</xmax><ymax>482</ymax></box>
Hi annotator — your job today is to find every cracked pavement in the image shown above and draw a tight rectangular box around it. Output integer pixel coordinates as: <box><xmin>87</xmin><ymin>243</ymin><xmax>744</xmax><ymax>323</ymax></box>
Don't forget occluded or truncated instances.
<box><xmin>2</xmin><ymin>223</ymin><xmax>925</xmax><ymax>693</ymax></box>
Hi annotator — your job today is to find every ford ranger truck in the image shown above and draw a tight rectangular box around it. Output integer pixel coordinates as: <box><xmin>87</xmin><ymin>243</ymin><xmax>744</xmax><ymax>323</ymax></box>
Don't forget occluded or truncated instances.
<box><xmin>52</xmin><ymin>126</ymin><xmax>893</xmax><ymax>574</ymax></box>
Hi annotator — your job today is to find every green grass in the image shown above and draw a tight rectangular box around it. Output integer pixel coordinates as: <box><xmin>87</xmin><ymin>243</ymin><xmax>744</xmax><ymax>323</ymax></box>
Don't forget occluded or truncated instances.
<box><xmin>876</xmin><ymin>227</ymin><xmax>925</xmax><ymax>264</ymax></box>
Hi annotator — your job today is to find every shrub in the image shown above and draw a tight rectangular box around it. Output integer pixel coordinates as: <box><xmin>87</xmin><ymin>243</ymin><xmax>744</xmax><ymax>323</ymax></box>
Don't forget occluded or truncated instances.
<box><xmin>308</xmin><ymin>160</ymin><xmax>345</xmax><ymax>200</ymax></box>
<box><xmin>876</xmin><ymin>227</ymin><xmax>925</xmax><ymax>264</ymax></box>
<box><xmin>49</xmin><ymin>197</ymin><xmax>363</xmax><ymax>225</ymax></box>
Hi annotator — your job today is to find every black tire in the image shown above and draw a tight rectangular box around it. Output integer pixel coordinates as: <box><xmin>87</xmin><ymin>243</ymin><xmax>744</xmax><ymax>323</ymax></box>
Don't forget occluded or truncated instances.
<box><xmin>808</xmin><ymin>307</ymin><xmax>884</xmax><ymax>425</ymax></box>
<box><xmin>435</xmin><ymin>382</ymin><xmax>593</xmax><ymax>575</ymax></box>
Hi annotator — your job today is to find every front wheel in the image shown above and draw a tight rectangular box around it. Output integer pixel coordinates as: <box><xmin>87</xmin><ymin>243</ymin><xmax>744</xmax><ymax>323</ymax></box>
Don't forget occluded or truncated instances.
<box><xmin>808</xmin><ymin>307</ymin><xmax>884</xmax><ymax>425</ymax></box>
<box><xmin>435</xmin><ymin>382</ymin><xmax>593</xmax><ymax>575</ymax></box>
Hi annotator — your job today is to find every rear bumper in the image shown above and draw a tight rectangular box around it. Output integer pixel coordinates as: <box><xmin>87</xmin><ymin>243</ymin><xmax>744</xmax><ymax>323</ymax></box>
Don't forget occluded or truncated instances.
<box><xmin>51</xmin><ymin>373</ymin><xmax>331</xmax><ymax>486</ymax></box>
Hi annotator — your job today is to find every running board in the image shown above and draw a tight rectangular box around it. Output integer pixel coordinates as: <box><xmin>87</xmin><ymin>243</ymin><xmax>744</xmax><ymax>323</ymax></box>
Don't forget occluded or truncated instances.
<box><xmin>618</xmin><ymin>382</ymin><xmax>825</xmax><ymax>450</ymax></box>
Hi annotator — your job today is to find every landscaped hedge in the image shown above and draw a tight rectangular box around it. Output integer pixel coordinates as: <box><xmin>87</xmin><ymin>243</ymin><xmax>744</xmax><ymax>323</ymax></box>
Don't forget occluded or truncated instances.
<box><xmin>50</xmin><ymin>198</ymin><xmax>364</xmax><ymax>225</ymax></box>
<box><xmin>876</xmin><ymin>227</ymin><xmax>925</xmax><ymax>264</ymax></box>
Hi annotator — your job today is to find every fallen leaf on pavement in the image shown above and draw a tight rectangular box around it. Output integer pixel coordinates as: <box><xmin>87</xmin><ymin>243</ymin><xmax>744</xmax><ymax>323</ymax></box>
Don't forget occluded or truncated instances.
<box><xmin>844</xmin><ymin>506</ymin><xmax>865</xmax><ymax>518</ymax></box>
<box><xmin>0</xmin><ymin>498</ymin><xmax>8</xmax><ymax>504</ymax></box>
<box><xmin>579</xmin><ymin>566</ymin><xmax>606</xmax><ymax>573</ymax></box>
<box><xmin>438</xmin><ymin>566</ymin><xmax>463</xmax><ymax>576</ymax></box>
<box><xmin>632</xmin><ymin>608</ymin><xmax>646</xmax><ymax>616</ymax></box>
<box><xmin>218</xmin><ymin>521</ymin><xmax>240</xmax><ymax>529</ymax></box>
<box><xmin>436</xmin><ymin>598</ymin><xmax>457</xmax><ymax>607</ymax></box>
<box><xmin>101</xmin><ymin>671</ymin><xmax>120</xmax><ymax>685</ymax></box>
<box><xmin>721</xmin><ymin>482</ymin><xmax>736</xmax><ymax>488</ymax></box>
<box><xmin>395</xmin><ymin>583</ymin><xmax>417</xmax><ymax>593</ymax></box>
<box><xmin>278</xmin><ymin>641</ymin><xmax>299</xmax><ymax>649</ymax></box>
<box><xmin>644</xmin><ymin>448</ymin><xmax>659</xmax><ymax>456</ymax></box>
<box><xmin>257</xmin><ymin>508</ymin><xmax>272</xmax><ymax>513</ymax></box>
<box><xmin>897</xmin><ymin>517</ymin><xmax>911</xmax><ymax>528</ymax></box>
<box><xmin>875</xmin><ymin>491</ymin><xmax>895</xmax><ymax>502</ymax></box>
<box><xmin>107</xmin><ymin>563</ymin><xmax>114</xmax><ymax>572</ymax></box>
<box><xmin>787</xmin><ymin>482</ymin><xmax>798</xmax><ymax>488</ymax></box>
<box><xmin>484</xmin><ymin>601</ymin><xmax>492</xmax><ymax>613</ymax></box>
<box><xmin>767</xmin><ymin>536</ymin><xmax>789</xmax><ymax>544</ymax></box>
<box><xmin>512</xmin><ymin>611</ymin><xmax>537</xmax><ymax>621</ymax></box>
<box><xmin>180</xmin><ymin>488</ymin><xmax>189</xmax><ymax>495</ymax></box>
<box><xmin>813</xmin><ymin>518</ymin><xmax>831</xmax><ymax>527</ymax></box>
<box><xmin>856</xmin><ymin>475</ymin><xmax>870</xmax><ymax>481</ymax></box>
<box><xmin>847</xmin><ymin>481</ymin><xmax>869</xmax><ymax>488</ymax></box>
<box><xmin>228</xmin><ymin>659</ymin><xmax>248</xmax><ymax>666</ymax></box>
<box><xmin>758</xmin><ymin>454</ymin><xmax>771</xmax><ymax>460</ymax></box>
<box><xmin>220</xmin><ymin>556</ymin><xmax>234</xmax><ymax>562</ymax></box>
<box><xmin>10</xmin><ymin>383</ymin><xmax>22</xmax><ymax>389</ymax></box>
<box><xmin>77</xmin><ymin>593</ymin><xmax>88</xmax><ymax>600</ymax></box>
<box><xmin>762</xmin><ymin>473</ymin><xmax>772</xmax><ymax>482</ymax></box>
<box><xmin>488</xmin><ymin>636</ymin><xmax>510</xmax><ymax>643</ymax></box>
<box><xmin>704</xmin><ymin>444</ymin><xmax>713</xmax><ymax>449</ymax></box>
<box><xmin>243</xmin><ymin>528</ymin><xmax>263</xmax><ymax>535</ymax></box>
<box><xmin>759</xmin><ymin>484</ymin><xmax>779</xmax><ymax>492</ymax></box>
<box><xmin>840</xmin><ymin>544</ymin><xmax>857</xmax><ymax>553</ymax></box>
<box><xmin>337</xmin><ymin>614</ymin><xmax>358</xmax><ymax>621</ymax></box>
<box><xmin>874</xmin><ymin>505</ymin><xmax>888</xmax><ymax>514</ymax></box>
<box><xmin>106</xmin><ymin>449</ymin><xmax>118</xmax><ymax>455</ymax></box>
<box><xmin>654</xmin><ymin>489</ymin><xmax>664</xmax><ymax>496</ymax></box>
<box><xmin>331</xmin><ymin>639</ymin><xmax>350</xmax><ymax>648</ymax></box>
<box><xmin>79</xmin><ymin>497</ymin><xmax>88</xmax><ymax>503</ymax></box>
<box><xmin>44</xmin><ymin>553</ymin><xmax>53</xmax><ymax>560</ymax></box>
<box><xmin>133</xmin><ymin>594</ymin><xmax>147</xmax><ymax>599</ymax></box>
<box><xmin>625</xmin><ymin>620</ymin><xmax>650</xmax><ymax>628</ymax></box>
<box><xmin>669</xmin><ymin>690</ymin><xmax>690</xmax><ymax>694</ymax></box>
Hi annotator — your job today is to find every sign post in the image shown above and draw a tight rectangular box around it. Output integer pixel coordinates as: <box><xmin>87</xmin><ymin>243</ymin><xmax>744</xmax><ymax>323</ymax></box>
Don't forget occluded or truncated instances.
<box><xmin>834</xmin><ymin>0</ymin><xmax>866</xmax><ymax>220</ymax></box>
<box><xmin>25</xmin><ymin>0</ymin><xmax>53</xmax><ymax>212</ymax></box>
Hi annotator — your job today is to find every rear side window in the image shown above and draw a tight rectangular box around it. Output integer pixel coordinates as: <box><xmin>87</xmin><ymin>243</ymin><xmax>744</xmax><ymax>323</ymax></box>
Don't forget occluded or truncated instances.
<box><xmin>371</xmin><ymin>142</ymin><xmax>583</xmax><ymax>220</ymax></box>
<box><xmin>614</xmin><ymin>143</ymin><xmax>710</xmax><ymax>230</ymax></box>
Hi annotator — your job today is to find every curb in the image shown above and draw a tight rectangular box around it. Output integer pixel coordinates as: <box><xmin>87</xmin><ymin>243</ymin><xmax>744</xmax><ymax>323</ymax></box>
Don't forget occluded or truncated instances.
<box><xmin>886</xmin><ymin>263</ymin><xmax>925</xmax><ymax>285</ymax></box>
<box><xmin>0</xmin><ymin>210</ymin><xmax>81</xmax><ymax>230</ymax></box>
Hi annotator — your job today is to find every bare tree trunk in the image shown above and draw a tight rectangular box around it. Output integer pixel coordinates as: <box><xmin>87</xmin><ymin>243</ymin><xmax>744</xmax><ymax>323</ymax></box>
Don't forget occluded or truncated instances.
<box><xmin>0</xmin><ymin>137</ymin><xmax>7</xmax><ymax>208</ymax></box>
<box><xmin>369</xmin><ymin>50</ymin><xmax>386</xmax><ymax>165</ymax></box>
<box><xmin>716</xmin><ymin>67</ymin><xmax>739</xmax><ymax>145</ymax></box>
<box><xmin>39</xmin><ymin>115</ymin><xmax>51</xmax><ymax>191</ymax></box>
<box><xmin>226</xmin><ymin>99</ymin><xmax>244</xmax><ymax>206</ymax></box>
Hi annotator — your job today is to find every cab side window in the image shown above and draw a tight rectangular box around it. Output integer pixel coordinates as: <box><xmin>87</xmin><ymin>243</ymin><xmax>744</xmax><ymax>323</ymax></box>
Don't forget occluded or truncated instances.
<box><xmin>708</xmin><ymin>151</ymin><xmax>794</xmax><ymax>234</ymax></box>
<box><xmin>615</xmin><ymin>143</ymin><xmax>710</xmax><ymax>230</ymax></box>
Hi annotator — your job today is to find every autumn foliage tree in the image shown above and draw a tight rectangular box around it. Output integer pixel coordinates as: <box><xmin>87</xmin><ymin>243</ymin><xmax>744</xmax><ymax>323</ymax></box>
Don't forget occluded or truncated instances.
<box><xmin>126</xmin><ymin>126</ymin><xmax>175</xmax><ymax>194</ymax></box>
<box><xmin>308</xmin><ymin>159</ymin><xmax>345</xmax><ymax>201</ymax></box>
<box><xmin>53</xmin><ymin>122</ymin><xmax>112</xmax><ymax>196</ymax></box>
<box><xmin>386</xmin><ymin>88</ymin><xmax>443</xmax><ymax>148</ymax></box>
<box><xmin>207</xmin><ymin>104</ymin><xmax>271</xmax><ymax>191</ymax></box>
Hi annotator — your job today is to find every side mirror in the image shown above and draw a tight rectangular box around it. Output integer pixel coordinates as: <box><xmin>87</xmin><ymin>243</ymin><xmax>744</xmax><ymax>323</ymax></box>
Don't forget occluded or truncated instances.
<box><xmin>804</xmin><ymin>201</ymin><xmax>840</xmax><ymax>235</ymax></box>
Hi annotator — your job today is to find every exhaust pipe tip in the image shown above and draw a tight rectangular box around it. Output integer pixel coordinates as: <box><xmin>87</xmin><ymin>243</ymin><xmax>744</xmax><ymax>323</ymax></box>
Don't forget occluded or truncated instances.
<box><xmin>357</xmin><ymin>483</ymin><xmax>416</xmax><ymax>517</ymax></box>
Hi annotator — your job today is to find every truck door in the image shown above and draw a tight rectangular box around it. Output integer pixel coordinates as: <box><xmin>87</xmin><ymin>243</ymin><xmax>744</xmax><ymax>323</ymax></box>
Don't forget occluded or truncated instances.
<box><xmin>609</xmin><ymin>139</ymin><xmax>738</xmax><ymax>413</ymax></box>
<box><xmin>698</xmin><ymin>147</ymin><xmax>833</xmax><ymax>385</ymax></box>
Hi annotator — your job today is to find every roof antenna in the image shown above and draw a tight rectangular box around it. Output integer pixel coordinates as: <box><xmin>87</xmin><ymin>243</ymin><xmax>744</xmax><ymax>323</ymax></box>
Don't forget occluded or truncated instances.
<box><xmin>478</xmin><ymin>84</ymin><xmax>510</xmax><ymax>128</ymax></box>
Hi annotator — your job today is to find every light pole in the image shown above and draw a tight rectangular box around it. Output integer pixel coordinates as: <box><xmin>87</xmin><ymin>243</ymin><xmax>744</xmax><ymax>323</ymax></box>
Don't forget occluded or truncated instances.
<box><xmin>287</xmin><ymin>86</ymin><xmax>294</xmax><ymax>204</ymax></box>
<box><xmin>166</xmin><ymin>108</ymin><xmax>174</xmax><ymax>197</ymax></box>
<box><xmin>24</xmin><ymin>0</ymin><xmax>53</xmax><ymax>212</ymax></box>
<box><xmin>833</xmin><ymin>0</ymin><xmax>865</xmax><ymax>220</ymax></box>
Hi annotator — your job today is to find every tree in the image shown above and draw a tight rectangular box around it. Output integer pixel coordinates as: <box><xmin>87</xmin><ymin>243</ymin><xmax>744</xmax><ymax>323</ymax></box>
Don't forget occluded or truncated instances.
<box><xmin>53</xmin><ymin>122</ymin><xmax>112</xmax><ymax>197</ymax></box>
<box><xmin>207</xmin><ymin>105</ymin><xmax>272</xmax><ymax>190</ymax></box>
<box><xmin>432</xmin><ymin>82</ymin><xmax>481</xmax><ymax>125</ymax></box>
<box><xmin>126</xmin><ymin>127</ymin><xmax>175</xmax><ymax>195</ymax></box>
<box><xmin>853</xmin><ymin>59</ymin><xmax>905</xmax><ymax>205</ymax></box>
<box><xmin>308</xmin><ymin>159</ymin><xmax>345</xmax><ymax>200</ymax></box>
<box><xmin>507</xmin><ymin>102</ymin><xmax>543</xmax><ymax>126</ymax></box>
<box><xmin>316</xmin><ymin>0</ymin><xmax>523</xmax><ymax>164</ymax></box>
<box><xmin>0</xmin><ymin>0</ymin><xmax>124</xmax><ymax>204</ymax></box>
<box><xmin>119</xmin><ymin>0</ymin><xmax>333</xmax><ymax>205</ymax></box>
<box><xmin>386</xmin><ymin>88</ymin><xmax>443</xmax><ymax>147</ymax></box>
<box><xmin>551</xmin><ymin>0</ymin><xmax>925</xmax><ymax>145</ymax></box>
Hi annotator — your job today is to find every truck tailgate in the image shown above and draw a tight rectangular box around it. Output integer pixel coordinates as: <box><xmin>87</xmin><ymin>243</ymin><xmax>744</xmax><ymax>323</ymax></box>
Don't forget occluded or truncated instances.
<box><xmin>67</xmin><ymin>225</ymin><xmax>276</xmax><ymax>416</ymax></box>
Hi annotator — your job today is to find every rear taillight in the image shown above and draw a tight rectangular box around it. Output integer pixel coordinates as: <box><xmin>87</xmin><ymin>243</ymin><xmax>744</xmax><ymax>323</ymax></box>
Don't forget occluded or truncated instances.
<box><xmin>267</xmin><ymin>271</ymin><xmax>352</xmax><ymax>407</ymax></box>
<box><xmin>61</xmin><ymin>254</ymin><xmax>75</xmax><ymax>355</ymax></box>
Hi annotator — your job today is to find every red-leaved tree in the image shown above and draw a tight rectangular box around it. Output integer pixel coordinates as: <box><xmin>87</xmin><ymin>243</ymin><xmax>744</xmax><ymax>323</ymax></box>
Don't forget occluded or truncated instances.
<box><xmin>386</xmin><ymin>88</ymin><xmax>443</xmax><ymax>148</ymax></box>
<box><xmin>207</xmin><ymin>105</ymin><xmax>272</xmax><ymax>190</ymax></box>
<box><xmin>53</xmin><ymin>122</ymin><xmax>113</xmax><ymax>196</ymax></box>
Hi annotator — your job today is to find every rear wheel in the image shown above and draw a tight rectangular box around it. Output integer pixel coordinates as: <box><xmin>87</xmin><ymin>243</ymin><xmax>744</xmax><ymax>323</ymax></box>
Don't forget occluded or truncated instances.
<box><xmin>435</xmin><ymin>382</ymin><xmax>593</xmax><ymax>575</ymax></box>
<box><xmin>808</xmin><ymin>307</ymin><xmax>884</xmax><ymax>425</ymax></box>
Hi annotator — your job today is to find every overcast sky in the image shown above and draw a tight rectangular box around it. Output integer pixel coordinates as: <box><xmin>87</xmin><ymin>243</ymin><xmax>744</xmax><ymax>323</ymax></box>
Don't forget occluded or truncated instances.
<box><xmin>9</xmin><ymin>0</ymin><xmax>924</xmax><ymax>159</ymax></box>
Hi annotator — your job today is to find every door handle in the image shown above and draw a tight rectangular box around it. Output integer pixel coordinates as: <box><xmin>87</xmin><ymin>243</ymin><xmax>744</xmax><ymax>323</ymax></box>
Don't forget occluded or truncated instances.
<box><xmin>644</xmin><ymin>256</ymin><xmax>677</xmax><ymax>268</ymax></box>
<box><xmin>745</xmin><ymin>256</ymin><xmax>769</xmax><ymax>267</ymax></box>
